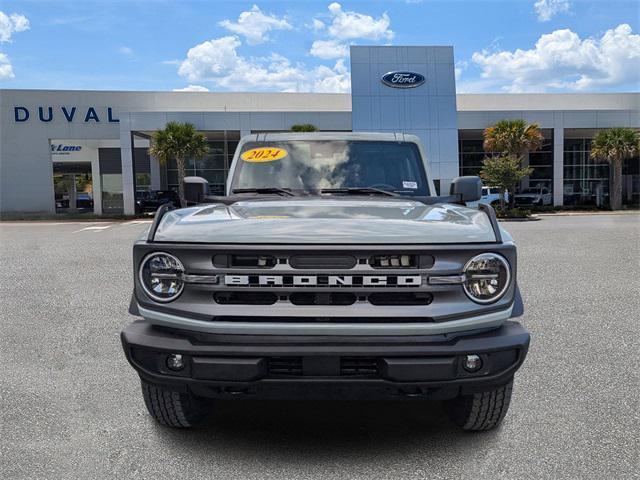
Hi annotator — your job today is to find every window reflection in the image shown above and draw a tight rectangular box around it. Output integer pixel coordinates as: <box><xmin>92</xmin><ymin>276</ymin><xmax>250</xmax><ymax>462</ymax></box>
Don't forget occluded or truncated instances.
<box><xmin>563</xmin><ymin>137</ymin><xmax>610</xmax><ymax>206</ymax></box>
<box><xmin>458</xmin><ymin>130</ymin><xmax>554</xmax><ymax>197</ymax></box>
<box><xmin>165</xmin><ymin>133</ymin><xmax>239</xmax><ymax>196</ymax></box>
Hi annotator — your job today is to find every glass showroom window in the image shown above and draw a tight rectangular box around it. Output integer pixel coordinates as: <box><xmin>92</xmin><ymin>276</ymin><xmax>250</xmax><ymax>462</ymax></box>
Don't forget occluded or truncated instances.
<box><xmin>134</xmin><ymin>148</ymin><xmax>151</xmax><ymax>192</ymax></box>
<box><xmin>527</xmin><ymin>133</ymin><xmax>554</xmax><ymax>194</ymax></box>
<box><xmin>458</xmin><ymin>136</ymin><xmax>486</xmax><ymax>177</ymax></box>
<box><xmin>166</xmin><ymin>133</ymin><xmax>239</xmax><ymax>196</ymax></box>
<box><xmin>459</xmin><ymin>130</ymin><xmax>553</xmax><ymax>199</ymax></box>
<box><xmin>563</xmin><ymin>138</ymin><xmax>610</xmax><ymax>206</ymax></box>
<box><xmin>623</xmin><ymin>153</ymin><xmax>639</xmax><ymax>207</ymax></box>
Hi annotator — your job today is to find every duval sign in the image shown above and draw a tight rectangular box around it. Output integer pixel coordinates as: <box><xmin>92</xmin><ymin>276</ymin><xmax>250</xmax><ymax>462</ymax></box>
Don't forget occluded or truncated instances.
<box><xmin>13</xmin><ymin>106</ymin><xmax>119</xmax><ymax>123</ymax></box>
<box><xmin>381</xmin><ymin>71</ymin><xmax>426</xmax><ymax>88</ymax></box>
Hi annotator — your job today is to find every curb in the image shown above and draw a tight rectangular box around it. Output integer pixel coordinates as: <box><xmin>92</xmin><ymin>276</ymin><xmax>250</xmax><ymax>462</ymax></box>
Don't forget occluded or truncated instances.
<box><xmin>534</xmin><ymin>211</ymin><xmax>639</xmax><ymax>217</ymax></box>
<box><xmin>498</xmin><ymin>217</ymin><xmax>541</xmax><ymax>222</ymax></box>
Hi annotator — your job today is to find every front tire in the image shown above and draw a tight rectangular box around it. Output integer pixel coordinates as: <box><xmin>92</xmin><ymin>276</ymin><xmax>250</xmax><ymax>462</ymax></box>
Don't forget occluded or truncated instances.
<box><xmin>444</xmin><ymin>380</ymin><xmax>513</xmax><ymax>431</ymax></box>
<box><xmin>141</xmin><ymin>381</ymin><xmax>207</xmax><ymax>428</ymax></box>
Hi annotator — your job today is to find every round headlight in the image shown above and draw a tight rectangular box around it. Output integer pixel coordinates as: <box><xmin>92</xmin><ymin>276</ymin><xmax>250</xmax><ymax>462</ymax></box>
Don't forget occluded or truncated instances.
<box><xmin>463</xmin><ymin>253</ymin><xmax>511</xmax><ymax>304</ymax></box>
<box><xmin>139</xmin><ymin>252</ymin><xmax>185</xmax><ymax>302</ymax></box>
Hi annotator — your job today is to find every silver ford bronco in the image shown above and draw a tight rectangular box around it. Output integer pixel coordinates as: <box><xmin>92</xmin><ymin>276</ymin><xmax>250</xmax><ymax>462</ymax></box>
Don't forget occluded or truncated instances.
<box><xmin>121</xmin><ymin>132</ymin><xmax>530</xmax><ymax>430</ymax></box>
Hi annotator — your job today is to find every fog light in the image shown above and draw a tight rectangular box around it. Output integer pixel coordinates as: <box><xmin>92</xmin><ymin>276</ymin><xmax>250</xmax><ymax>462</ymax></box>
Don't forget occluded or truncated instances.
<box><xmin>166</xmin><ymin>354</ymin><xmax>185</xmax><ymax>371</ymax></box>
<box><xmin>463</xmin><ymin>354</ymin><xmax>482</xmax><ymax>372</ymax></box>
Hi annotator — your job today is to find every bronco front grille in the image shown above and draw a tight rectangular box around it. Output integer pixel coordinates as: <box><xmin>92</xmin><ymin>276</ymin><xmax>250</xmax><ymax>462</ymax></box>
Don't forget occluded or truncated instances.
<box><xmin>289</xmin><ymin>254</ymin><xmax>357</xmax><ymax>269</ymax></box>
<box><xmin>204</xmin><ymin>249</ymin><xmax>441</xmax><ymax>311</ymax></box>
<box><xmin>137</xmin><ymin>243</ymin><xmax>517</xmax><ymax>324</ymax></box>
<box><xmin>213</xmin><ymin>292</ymin><xmax>434</xmax><ymax>306</ymax></box>
<box><xmin>289</xmin><ymin>292</ymin><xmax>357</xmax><ymax>306</ymax></box>
<box><xmin>214</xmin><ymin>292</ymin><xmax>278</xmax><ymax>305</ymax></box>
<box><xmin>368</xmin><ymin>292</ymin><xmax>433</xmax><ymax>306</ymax></box>
<box><xmin>221</xmin><ymin>274</ymin><xmax>424</xmax><ymax>288</ymax></box>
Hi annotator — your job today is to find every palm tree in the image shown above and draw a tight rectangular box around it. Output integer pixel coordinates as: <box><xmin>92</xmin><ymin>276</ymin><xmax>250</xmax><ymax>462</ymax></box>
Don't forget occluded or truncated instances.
<box><xmin>483</xmin><ymin>119</ymin><xmax>544</xmax><ymax>159</ymax></box>
<box><xmin>149</xmin><ymin>122</ymin><xmax>209</xmax><ymax>208</ymax></box>
<box><xmin>590</xmin><ymin>127</ymin><xmax>640</xmax><ymax>210</ymax></box>
<box><xmin>483</xmin><ymin>119</ymin><xmax>544</xmax><ymax>207</ymax></box>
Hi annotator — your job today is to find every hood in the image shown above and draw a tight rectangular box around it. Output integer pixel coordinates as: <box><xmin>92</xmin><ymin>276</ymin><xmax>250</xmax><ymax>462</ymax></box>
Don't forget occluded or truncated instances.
<box><xmin>152</xmin><ymin>198</ymin><xmax>497</xmax><ymax>244</ymax></box>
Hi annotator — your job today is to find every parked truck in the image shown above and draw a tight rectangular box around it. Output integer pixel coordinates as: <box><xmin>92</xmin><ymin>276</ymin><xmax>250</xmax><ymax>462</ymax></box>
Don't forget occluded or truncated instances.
<box><xmin>121</xmin><ymin>132</ymin><xmax>530</xmax><ymax>431</ymax></box>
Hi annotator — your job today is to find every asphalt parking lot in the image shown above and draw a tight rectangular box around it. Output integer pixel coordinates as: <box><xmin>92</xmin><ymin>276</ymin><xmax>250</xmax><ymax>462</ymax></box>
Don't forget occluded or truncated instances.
<box><xmin>1</xmin><ymin>214</ymin><xmax>638</xmax><ymax>480</ymax></box>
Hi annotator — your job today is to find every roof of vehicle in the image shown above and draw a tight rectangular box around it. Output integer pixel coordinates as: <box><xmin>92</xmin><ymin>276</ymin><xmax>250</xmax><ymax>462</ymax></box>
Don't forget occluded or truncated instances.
<box><xmin>250</xmin><ymin>131</ymin><xmax>421</xmax><ymax>143</ymax></box>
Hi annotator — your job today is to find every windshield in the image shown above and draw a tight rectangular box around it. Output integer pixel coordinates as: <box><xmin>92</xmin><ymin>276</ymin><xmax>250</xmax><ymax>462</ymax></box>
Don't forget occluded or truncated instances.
<box><xmin>521</xmin><ymin>188</ymin><xmax>541</xmax><ymax>194</ymax></box>
<box><xmin>232</xmin><ymin>140</ymin><xmax>429</xmax><ymax>196</ymax></box>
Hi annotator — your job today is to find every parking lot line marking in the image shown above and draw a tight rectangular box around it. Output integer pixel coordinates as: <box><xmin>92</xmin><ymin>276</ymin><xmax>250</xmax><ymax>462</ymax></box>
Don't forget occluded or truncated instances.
<box><xmin>72</xmin><ymin>225</ymin><xmax>113</xmax><ymax>233</ymax></box>
<box><xmin>123</xmin><ymin>220</ymin><xmax>152</xmax><ymax>225</ymax></box>
<box><xmin>1</xmin><ymin>222</ymin><xmax>96</xmax><ymax>226</ymax></box>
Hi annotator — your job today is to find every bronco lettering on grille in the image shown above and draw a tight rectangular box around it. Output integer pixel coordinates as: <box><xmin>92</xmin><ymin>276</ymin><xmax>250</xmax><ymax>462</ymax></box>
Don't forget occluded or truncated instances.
<box><xmin>224</xmin><ymin>275</ymin><xmax>422</xmax><ymax>287</ymax></box>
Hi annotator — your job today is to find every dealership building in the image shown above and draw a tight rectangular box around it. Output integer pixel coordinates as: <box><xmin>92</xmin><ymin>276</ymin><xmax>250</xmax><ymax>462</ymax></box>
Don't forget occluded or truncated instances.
<box><xmin>1</xmin><ymin>45</ymin><xmax>638</xmax><ymax>216</ymax></box>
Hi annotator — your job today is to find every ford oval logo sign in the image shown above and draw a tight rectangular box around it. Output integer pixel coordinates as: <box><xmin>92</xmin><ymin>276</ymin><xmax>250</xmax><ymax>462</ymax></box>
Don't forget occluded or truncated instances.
<box><xmin>381</xmin><ymin>71</ymin><xmax>425</xmax><ymax>88</ymax></box>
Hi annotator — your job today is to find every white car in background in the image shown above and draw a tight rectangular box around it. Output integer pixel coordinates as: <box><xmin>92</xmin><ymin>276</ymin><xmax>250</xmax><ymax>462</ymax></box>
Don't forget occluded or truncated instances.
<box><xmin>514</xmin><ymin>187</ymin><xmax>552</xmax><ymax>206</ymax></box>
<box><xmin>466</xmin><ymin>186</ymin><xmax>508</xmax><ymax>208</ymax></box>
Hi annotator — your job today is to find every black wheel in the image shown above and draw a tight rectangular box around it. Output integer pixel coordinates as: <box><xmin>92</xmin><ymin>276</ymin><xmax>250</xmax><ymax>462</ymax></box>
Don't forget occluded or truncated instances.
<box><xmin>444</xmin><ymin>380</ymin><xmax>513</xmax><ymax>431</ymax></box>
<box><xmin>141</xmin><ymin>380</ymin><xmax>207</xmax><ymax>428</ymax></box>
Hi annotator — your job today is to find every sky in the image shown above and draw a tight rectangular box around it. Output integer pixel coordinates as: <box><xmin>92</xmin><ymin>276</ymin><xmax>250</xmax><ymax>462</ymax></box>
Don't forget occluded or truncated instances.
<box><xmin>0</xmin><ymin>0</ymin><xmax>638</xmax><ymax>93</ymax></box>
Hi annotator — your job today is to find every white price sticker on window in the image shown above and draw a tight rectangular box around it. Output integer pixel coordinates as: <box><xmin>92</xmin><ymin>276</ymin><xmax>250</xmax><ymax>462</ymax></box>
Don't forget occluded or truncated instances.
<box><xmin>402</xmin><ymin>181</ymin><xmax>418</xmax><ymax>189</ymax></box>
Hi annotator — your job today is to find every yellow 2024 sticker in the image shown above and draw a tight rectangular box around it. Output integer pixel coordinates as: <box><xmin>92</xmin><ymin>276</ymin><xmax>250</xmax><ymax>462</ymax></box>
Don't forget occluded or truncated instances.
<box><xmin>241</xmin><ymin>147</ymin><xmax>288</xmax><ymax>162</ymax></box>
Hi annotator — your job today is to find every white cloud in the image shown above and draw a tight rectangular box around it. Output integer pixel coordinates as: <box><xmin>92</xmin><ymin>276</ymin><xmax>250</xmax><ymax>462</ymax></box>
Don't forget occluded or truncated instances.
<box><xmin>533</xmin><ymin>0</ymin><xmax>571</xmax><ymax>22</ymax></box>
<box><xmin>0</xmin><ymin>11</ymin><xmax>28</xmax><ymax>80</ymax></box>
<box><xmin>323</xmin><ymin>2</ymin><xmax>393</xmax><ymax>41</ymax></box>
<box><xmin>308</xmin><ymin>3</ymin><xmax>393</xmax><ymax>60</ymax></box>
<box><xmin>311</xmin><ymin>18</ymin><xmax>325</xmax><ymax>31</ymax></box>
<box><xmin>177</xmin><ymin>35</ymin><xmax>350</xmax><ymax>93</ymax></box>
<box><xmin>219</xmin><ymin>5</ymin><xmax>291</xmax><ymax>45</ymax></box>
<box><xmin>0</xmin><ymin>11</ymin><xmax>29</xmax><ymax>43</ymax></box>
<box><xmin>471</xmin><ymin>24</ymin><xmax>640</xmax><ymax>92</ymax></box>
<box><xmin>454</xmin><ymin>60</ymin><xmax>468</xmax><ymax>81</ymax></box>
<box><xmin>173</xmin><ymin>85</ymin><xmax>210</xmax><ymax>92</ymax></box>
<box><xmin>311</xmin><ymin>59</ymin><xmax>350</xmax><ymax>93</ymax></box>
<box><xmin>310</xmin><ymin>39</ymin><xmax>349</xmax><ymax>59</ymax></box>
<box><xmin>177</xmin><ymin>4</ymin><xmax>396</xmax><ymax>93</ymax></box>
<box><xmin>118</xmin><ymin>46</ymin><xmax>133</xmax><ymax>55</ymax></box>
<box><xmin>0</xmin><ymin>52</ymin><xmax>14</xmax><ymax>79</ymax></box>
<box><xmin>178</xmin><ymin>36</ymin><xmax>243</xmax><ymax>82</ymax></box>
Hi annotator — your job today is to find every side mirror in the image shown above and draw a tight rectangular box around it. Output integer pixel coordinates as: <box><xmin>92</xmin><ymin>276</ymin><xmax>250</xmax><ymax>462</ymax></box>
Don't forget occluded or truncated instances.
<box><xmin>183</xmin><ymin>176</ymin><xmax>210</xmax><ymax>205</ymax></box>
<box><xmin>450</xmin><ymin>176</ymin><xmax>482</xmax><ymax>203</ymax></box>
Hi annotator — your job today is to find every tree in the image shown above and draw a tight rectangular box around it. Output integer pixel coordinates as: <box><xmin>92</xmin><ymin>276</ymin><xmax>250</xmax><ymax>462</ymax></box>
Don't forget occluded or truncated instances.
<box><xmin>480</xmin><ymin>156</ymin><xmax>533</xmax><ymax>209</ymax></box>
<box><xmin>590</xmin><ymin>128</ymin><xmax>640</xmax><ymax>210</ymax></box>
<box><xmin>483</xmin><ymin>119</ymin><xmax>544</xmax><ymax>159</ymax></box>
<box><xmin>290</xmin><ymin>123</ymin><xmax>318</xmax><ymax>132</ymax></box>
<box><xmin>483</xmin><ymin>119</ymin><xmax>544</xmax><ymax>207</ymax></box>
<box><xmin>149</xmin><ymin>122</ymin><xmax>209</xmax><ymax>208</ymax></box>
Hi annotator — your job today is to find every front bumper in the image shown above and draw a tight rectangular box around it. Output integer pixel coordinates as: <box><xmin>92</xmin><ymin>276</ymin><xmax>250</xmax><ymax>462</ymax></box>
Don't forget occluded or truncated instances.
<box><xmin>121</xmin><ymin>320</ymin><xmax>530</xmax><ymax>400</ymax></box>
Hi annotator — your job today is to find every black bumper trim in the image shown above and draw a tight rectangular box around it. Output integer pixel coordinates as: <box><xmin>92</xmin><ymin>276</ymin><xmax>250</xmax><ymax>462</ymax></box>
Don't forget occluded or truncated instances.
<box><xmin>121</xmin><ymin>320</ymin><xmax>530</xmax><ymax>398</ymax></box>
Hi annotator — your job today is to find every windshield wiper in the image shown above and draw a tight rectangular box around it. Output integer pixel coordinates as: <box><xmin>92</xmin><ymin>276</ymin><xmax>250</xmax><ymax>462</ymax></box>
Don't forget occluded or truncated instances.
<box><xmin>320</xmin><ymin>187</ymin><xmax>399</xmax><ymax>197</ymax></box>
<box><xmin>232</xmin><ymin>187</ymin><xmax>296</xmax><ymax>197</ymax></box>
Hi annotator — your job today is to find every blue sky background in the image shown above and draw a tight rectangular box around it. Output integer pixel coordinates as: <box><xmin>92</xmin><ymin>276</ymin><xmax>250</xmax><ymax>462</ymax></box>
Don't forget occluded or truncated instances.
<box><xmin>0</xmin><ymin>0</ymin><xmax>638</xmax><ymax>93</ymax></box>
